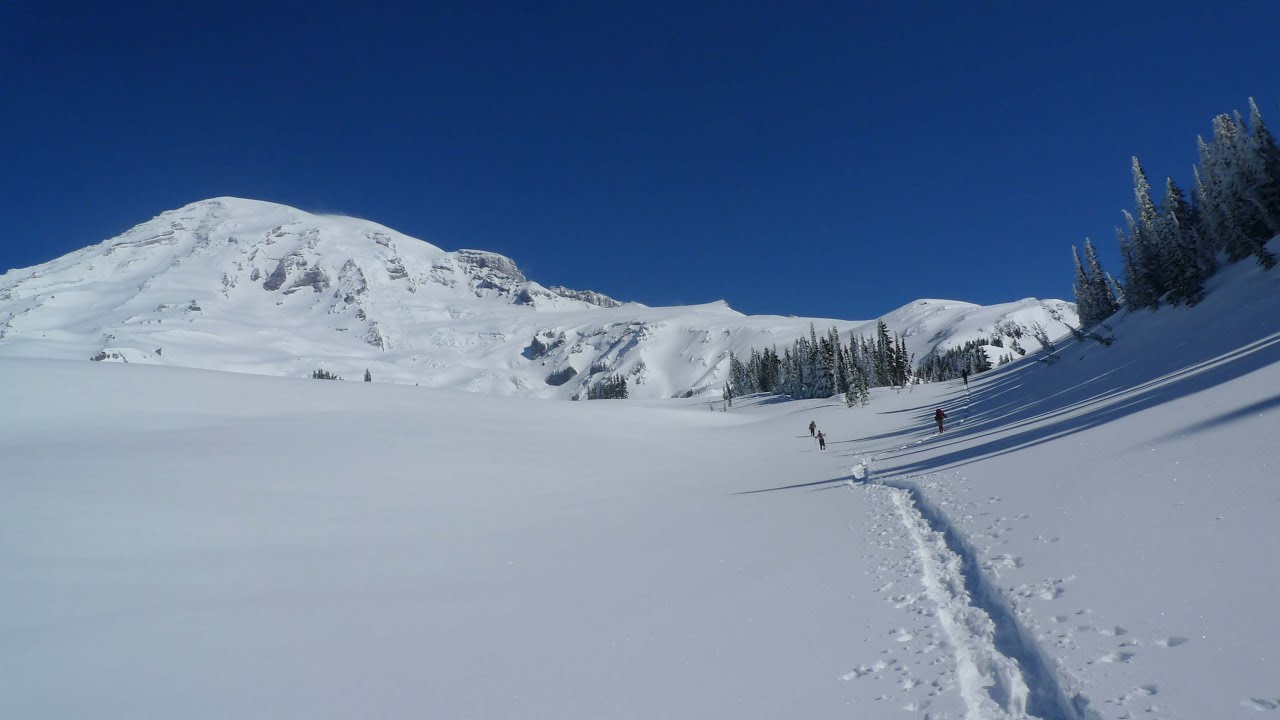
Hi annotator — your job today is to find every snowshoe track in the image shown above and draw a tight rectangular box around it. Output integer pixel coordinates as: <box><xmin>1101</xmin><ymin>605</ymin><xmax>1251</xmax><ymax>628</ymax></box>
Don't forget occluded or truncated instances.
<box><xmin>853</xmin><ymin>386</ymin><xmax>1098</xmax><ymax>720</ymax></box>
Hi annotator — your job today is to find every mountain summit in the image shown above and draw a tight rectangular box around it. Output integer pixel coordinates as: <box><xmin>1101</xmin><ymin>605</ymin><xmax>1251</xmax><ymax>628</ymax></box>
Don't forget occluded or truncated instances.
<box><xmin>0</xmin><ymin>198</ymin><xmax>1075</xmax><ymax>397</ymax></box>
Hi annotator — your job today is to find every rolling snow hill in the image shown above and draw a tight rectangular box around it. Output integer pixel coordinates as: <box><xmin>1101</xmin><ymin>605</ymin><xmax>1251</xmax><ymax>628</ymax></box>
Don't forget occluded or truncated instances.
<box><xmin>0</xmin><ymin>198</ymin><xmax>1075</xmax><ymax>397</ymax></box>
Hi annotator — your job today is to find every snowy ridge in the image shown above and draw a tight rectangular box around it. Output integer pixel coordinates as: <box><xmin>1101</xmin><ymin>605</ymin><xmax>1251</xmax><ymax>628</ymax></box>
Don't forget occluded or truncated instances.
<box><xmin>0</xmin><ymin>198</ymin><xmax>1075</xmax><ymax>397</ymax></box>
<box><xmin>886</xmin><ymin>298</ymin><xmax>1076</xmax><ymax>366</ymax></box>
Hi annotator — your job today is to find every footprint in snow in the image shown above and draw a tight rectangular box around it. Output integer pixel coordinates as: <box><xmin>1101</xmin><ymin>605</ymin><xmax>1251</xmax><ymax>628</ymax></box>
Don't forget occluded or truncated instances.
<box><xmin>840</xmin><ymin>666</ymin><xmax>874</xmax><ymax>681</ymax></box>
<box><xmin>1110</xmin><ymin>685</ymin><xmax>1158</xmax><ymax>705</ymax></box>
<box><xmin>1246</xmin><ymin>697</ymin><xmax>1280</xmax><ymax>711</ymax></box>
<box><xmin>1097</xmin><ymin>650</ymin><xmax>1136</xmax><ymax>664</ymax></box>
<box><xmin>1154</xmin><ymin>636</ymin><xmax>1189</xmax><ymax>648</ymax></box>
<box><xmin>984</xmin><ymin>554</ymin><xmax>1023</xmax><ymax>571</ymax></box>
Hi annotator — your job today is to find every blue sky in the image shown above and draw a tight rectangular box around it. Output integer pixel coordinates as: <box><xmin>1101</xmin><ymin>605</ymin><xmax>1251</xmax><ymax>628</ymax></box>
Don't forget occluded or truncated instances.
<box><xmin>3</xmin><ymin>2</ymin><xmax>1279</xmax><ymax>319</ymax></box>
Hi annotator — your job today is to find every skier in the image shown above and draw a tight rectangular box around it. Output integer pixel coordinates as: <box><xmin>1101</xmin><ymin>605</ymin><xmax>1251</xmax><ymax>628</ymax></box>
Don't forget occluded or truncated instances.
<box><xmin>934</xmin><ymin>408</ymin><xmax>946</xmax><ymax>434</ymax></box>
<box><xmin>808</xmin><ymin>420</ymin><xmax>817</xmax><ymax>437</ymax></box>
<box><xmin>961</xmin><ymin>368</ymin><xmax>969</xmax><ymax>386</ymax></box>
<box><xmin>817</xmin><ymin>430</ymin><xmax>827</xmax><ymax>451</ymax></box>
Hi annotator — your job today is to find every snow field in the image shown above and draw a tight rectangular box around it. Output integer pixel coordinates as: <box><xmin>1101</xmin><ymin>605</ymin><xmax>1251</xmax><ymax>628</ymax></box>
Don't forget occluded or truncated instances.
<box><xmin>1</xmin><ymin>361</ymin><xmax>942</xmax><ymax>719</ymax></box>
<box><xmin>3</xmin><ymin>239</ymin><xmax>1278</xmax><ymax>718</ymax></box>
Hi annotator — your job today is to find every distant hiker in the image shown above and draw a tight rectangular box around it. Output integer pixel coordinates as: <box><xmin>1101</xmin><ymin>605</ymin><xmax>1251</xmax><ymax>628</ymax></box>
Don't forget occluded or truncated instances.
<box><xmin>961</xmin><ymin>368</ymin><xmax>969</xmax><ymax>386</ymax></box>
<box><xmin>934</xmin><ymin>408</ymin><xmax>947</xmax><ymax>434</ymax></box>
<box><xmin>817</xmin><ymin>431</ymin><xmax>827</xmax><ymax>451</ymax></box>
<box><xmin>808</xmin><ymin>420</ymin><xmax>817</xmax><ymax>437</ymax></box>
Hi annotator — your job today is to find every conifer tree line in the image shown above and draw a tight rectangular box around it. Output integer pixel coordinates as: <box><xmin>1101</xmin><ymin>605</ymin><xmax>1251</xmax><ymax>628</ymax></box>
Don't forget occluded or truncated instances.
<box><xmin>728</xmin><ymin>322</ymin><xmax>910</xmax><ymax>404</ymax></box>
<box><xmin>916</xmin><ymin>339</ymin><xmax>992</xmax><ymax>382</ymax></box>
<box><xmin>1074</xmin><ymin>98</ymin><xmax>1279</xmax><ymax>329</ymax></box>
<box><xmin>586</xmin><ymin>373</ymin><xmax>629</xmax><ymax>399</ymax></box>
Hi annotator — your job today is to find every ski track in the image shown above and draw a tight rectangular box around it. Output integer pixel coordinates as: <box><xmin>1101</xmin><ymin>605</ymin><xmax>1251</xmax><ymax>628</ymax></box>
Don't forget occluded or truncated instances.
<box><xmin>847</xmin><ymin>386</ymin><xmax>1098</xmax><ymax>720</ymax></box>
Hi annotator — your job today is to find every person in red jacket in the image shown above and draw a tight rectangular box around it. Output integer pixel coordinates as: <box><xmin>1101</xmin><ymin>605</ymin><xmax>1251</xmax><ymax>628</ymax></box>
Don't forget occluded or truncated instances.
<box><xmin>934</xmin><ymin>407</ymin><xmax>947</xmax><ymax>433</ymax></box>
<box><xmin>817</xmin><ymin>430</ymin><xmax>827</xmax><ymax>451</ymax></box>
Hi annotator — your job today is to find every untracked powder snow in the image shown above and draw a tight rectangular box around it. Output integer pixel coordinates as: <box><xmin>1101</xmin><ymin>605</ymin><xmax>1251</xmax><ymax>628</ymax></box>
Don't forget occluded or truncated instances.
<box><xmin>1</xmin><ymin>213</ymin><xmax>1277</xmax><ymax>719</ymax></box>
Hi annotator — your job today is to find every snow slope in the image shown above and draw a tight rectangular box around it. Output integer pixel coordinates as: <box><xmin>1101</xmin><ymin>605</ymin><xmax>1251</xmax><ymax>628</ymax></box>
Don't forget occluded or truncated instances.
<box><xmin>0</xmin><ymin>198</ymin><xmax>1075</xmax><ymax>398</ymax></box>
<box><xmin>3</xmin><ymin>240</ymin><xmax>1277</xmax><ymax>718</ymax></box>
<box><xmin>1</xmin><ymin>241</ymin><xmax>1276</xmax><ymax>718</ymax></box>
<box><xmin>840</xmin><ymin>243</ymin><xmax>1280</xmax><ymax>718</ymax></box>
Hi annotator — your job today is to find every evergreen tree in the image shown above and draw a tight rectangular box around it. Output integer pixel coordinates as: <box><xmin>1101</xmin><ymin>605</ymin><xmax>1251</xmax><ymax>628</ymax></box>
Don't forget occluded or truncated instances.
<box><xmin>1029</xmin><ymin>321</ymin><xmax>1054</xmax><ymax>353</ymax></box>
<box><xmin>364</xmin><ymin>368</ymin><xmax>372</xmax><ymax>382</ymax></box>
<box><xmin>1249</xmin><ymin>97</ymin><xmax>1280</xmax><ymax>229</ymax></box>
<box><xmin>728</xmin><ymin>352</ymin><xmax>752</xmax><ymax>396</ymax></box>
<box><xmin>831</xmin><ymin>328</ymin><xmax>851</xmax><ymax>395</ymax></box>
<box><xmin>1161</xmin><ymin>177</ymin><xmax>1212</xmax><ymax>305</ymax></box>
<box><xmin>1120</xmin><ymin>210</ymin><xmax>1159</xmax><ymax>309</ymax></box>
<box><xmin>1084</xmin><ymin>238</ymin><xmax>1120</xmax><ymax>321</ymax></box>
<box><xmin>586</xmin><ymin>374</ymin><xmax>628</xmax><ymax>399</ymax></box>
<box><xmin>1239</xmin><ymin>102</ymin><xmax>1280</xmax><ymax>269</ymax></box>
<box><xmin>1193</xmin><ymin>140</ymin><xmax>1229</xmax><ymax>257</ymax></box>
<box><xmin>1209</xmin><ymin>114</ymin><xmax>1254</xmax><ymax>263</ymax></box>
<box><xmin>1073</xmin><ymin>238</ymin><xmax>1120</xmax><ymax>327</ymax></box>
<box><xmin>1130</xmin><ymin>160</ymin><xmax>1169</xmax><ymax>305</ymax></box>
<box><xmin>1071</xmin><ymin>245</ymin><xmax>1097</xmax><ymax>327</ymax></box>
<box><xmin>813</xmin><ymin>329</ymin><xmax>835</xmax><ymax>398</ymax></box>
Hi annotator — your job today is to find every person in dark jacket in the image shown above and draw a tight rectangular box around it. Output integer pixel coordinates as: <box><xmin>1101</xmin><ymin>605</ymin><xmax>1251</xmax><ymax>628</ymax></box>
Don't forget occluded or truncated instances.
<box><xmin>934</xmin><ymin>408</ymin><xmax>947</xmax><ymax>433</ymax></box>
<box><xmin>961</xmin><ymin>368</ymin><xmax>969</xmax><ymax>386</ymax></box>
<box><xmin>808</xmin><ymin>420</ymin><xmax>817</xmax><ymax>437</ymax></box>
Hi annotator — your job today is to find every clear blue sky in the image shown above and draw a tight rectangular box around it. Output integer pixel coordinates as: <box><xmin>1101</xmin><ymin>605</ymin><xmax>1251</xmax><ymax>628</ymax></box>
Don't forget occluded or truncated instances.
<box><xmin>3</xmin><ymin>2</ymin><xmax>1279</xmax><ymax>319</ymax></box>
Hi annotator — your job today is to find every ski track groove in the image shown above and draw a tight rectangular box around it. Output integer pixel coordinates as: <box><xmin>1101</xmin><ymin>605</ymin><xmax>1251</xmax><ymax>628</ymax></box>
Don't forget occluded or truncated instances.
<box><xmin>848</xmin><ymin>386</ymin><xmax>1098</xmax><ymax>720</ymax></box>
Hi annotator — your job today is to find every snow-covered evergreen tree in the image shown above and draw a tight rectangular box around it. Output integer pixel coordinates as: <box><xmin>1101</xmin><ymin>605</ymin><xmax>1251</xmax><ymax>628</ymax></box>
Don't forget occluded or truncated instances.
<box><xmin>1161</xmin><ymin>177</ymin><xmax>1212</xmax><ymax>306</ymax></box>
<box><xmin>1130</xmin><ymin>160</ymin><xmax>1170</xmax><ymax>306</ymax></box>
<box><xmin>1120</xmin><ymin>210</ymin><xmax>1158</xmax><ymax>310</ymax></box>
<box><xmin>1248</xmin><ymin>97</ymin><xmax>1280</xmax><ymax>233</ymax></box>
<box><xmin>1084</xmin><ymin>238</ymin><xmax>1120</xmax><ymax>323</ymax></box>
<box><xmin>728</xmin><ymin>352</ymin><xmax>752</xmax><ymax>396</ymax></box>
<box><xmin>586</xmin><ymin>374</ymin><xmax>628</xmax><ymax>399</ymax></box>
<box><xmin>1072</xmin><ymin>245</ymin><xmax>1097</xmax><ymax>327</ymax></box>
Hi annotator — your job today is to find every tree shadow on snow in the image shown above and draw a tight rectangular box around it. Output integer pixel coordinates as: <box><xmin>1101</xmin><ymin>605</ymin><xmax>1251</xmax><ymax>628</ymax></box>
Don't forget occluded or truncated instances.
<box><xmin>733</xmin><ymin>475</ymin><xmax>855</xmax><ymax>495</ymax></box>
<box><xmin>877</xmin><ymin>330</ymin><xmax>1280</xmax><ymax>480</ymax></box>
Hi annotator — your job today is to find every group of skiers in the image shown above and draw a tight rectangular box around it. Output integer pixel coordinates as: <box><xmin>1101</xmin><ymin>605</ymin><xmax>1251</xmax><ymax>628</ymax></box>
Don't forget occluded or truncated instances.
<box><xmin>805</xmin><ymin>373</ymin><xmax>959</xmax><ymax>452</ymax></box>
<box><xmin>808</xmin><ymin>406</ymin><xmax>946</xmax><ymax>453</ymax></box>
<box><xmin>808</xmin><ymin>420</ymin><xmax>827</xmax><ymax>450</ymax></box>
<box><xmin>809</xmin><ymin>409</ymin><xmax>943</xmax><ymax>453</ymax></box>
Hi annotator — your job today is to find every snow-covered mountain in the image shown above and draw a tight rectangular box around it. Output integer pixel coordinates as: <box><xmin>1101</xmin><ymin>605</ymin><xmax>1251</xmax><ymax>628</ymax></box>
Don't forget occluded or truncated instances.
<box><xmin>0</xmin><ymin>198</ymin><xmax>1075</xmax><ymax>397</ymax></box>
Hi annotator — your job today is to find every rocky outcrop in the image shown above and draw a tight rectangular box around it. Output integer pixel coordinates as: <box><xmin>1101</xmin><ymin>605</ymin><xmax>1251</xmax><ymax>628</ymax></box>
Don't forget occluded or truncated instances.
<box><xmin>455</xmin><ymin>250</ymin><xmax>526</xmax><ymax>296</ymax></box>
<box><xmin>549</xmin><ymin>286</ymin><xmax>624</xmax><ymax>308</ymax></box>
